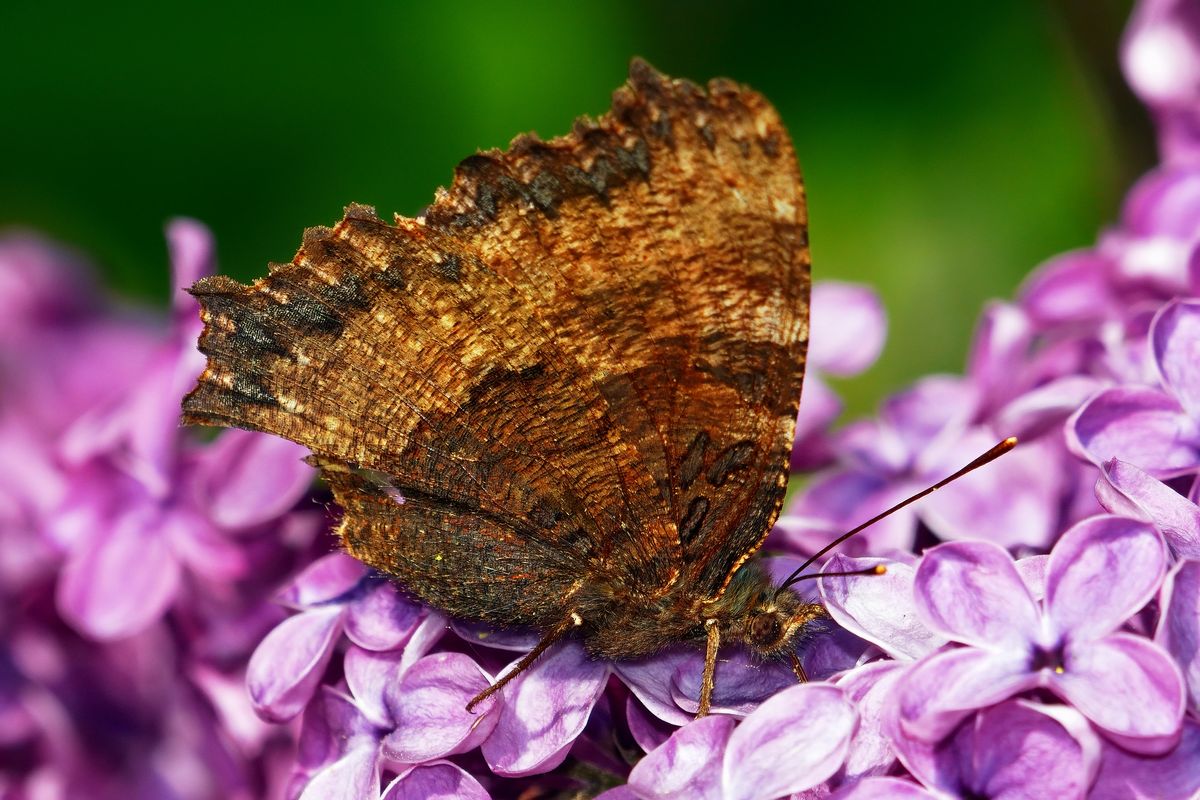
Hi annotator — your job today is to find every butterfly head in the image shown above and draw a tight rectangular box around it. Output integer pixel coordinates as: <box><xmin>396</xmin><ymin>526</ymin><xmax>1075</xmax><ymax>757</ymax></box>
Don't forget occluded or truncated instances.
<box><xmin>712</xmin><ymin>565</ymin><xmax>826</xmax><ymax>657</ymax></box>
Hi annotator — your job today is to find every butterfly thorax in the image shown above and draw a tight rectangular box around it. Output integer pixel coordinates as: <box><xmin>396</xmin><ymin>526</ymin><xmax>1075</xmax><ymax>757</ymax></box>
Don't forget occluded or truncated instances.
<box><xmin>576</xmin><ymin>561</ymin><xmax>824</xmax><ymax>660</ymax></box>
<box><xmin>708</xmin><ymin>564</ymin><xmax>826</xmax><ymax>657</ymax></box>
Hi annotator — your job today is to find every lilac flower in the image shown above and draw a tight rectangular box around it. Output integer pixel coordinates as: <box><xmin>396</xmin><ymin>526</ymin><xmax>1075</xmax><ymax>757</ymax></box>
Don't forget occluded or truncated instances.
<box><xmin>290</xmin><ymin>643</ymin><xmax>499</xmax><ymax>800</ymax></box>
<box><xmin>887</xmin><ymin>700</ymin><xmax>1101</xmax><ymax>800</ymax></box>
<box><xmin>781</xmin><ymin>378</ymin><xmax>1068</xmax><ymax>554</ymax></box>
<box><xmin>1070</xmin><ymin>299</ymin><xmax>1200</xmax><ymax>477</ymax></box>
<box><xmin>791</xmin><ymin>281</ymin><xmax>887</xmax><ymax>471</ymax></box>
<box><xmin>1096</xmin><ymin>458</ymin><xmax>1200</xmax><ymax>557</ymax></box>
<box><xmin>1123</xmin><ymin>0</ymin><xmax>1200</xmax><ymax>164</ymax></box>
<box><xmin>247</xmin><ymin>554</ymin><xmax>425</xmax><ymax>722</ymax></box>
<box><xmin>597</xmin><ymin>684</ymin><xmax>857</xmax><ymax>800</ymax></box>
<box><xmin>30</xmin><ymin>221</ymin><xmax>316</xmax><ymax>641</ymax></box>
<box><xmin>1090</xmin><ymin>718</ymin><xmax>1200</xmax><ymax>800</ymax></box>
<box><xmin>895</xmin><ymin>515</ymin><xmax>1184</xmax><ymax>752</ymax></box>
<box><xmin>1156</xmin><ymin>557</ymin><xmax>1200</xmax><ymax>713</ymax></box>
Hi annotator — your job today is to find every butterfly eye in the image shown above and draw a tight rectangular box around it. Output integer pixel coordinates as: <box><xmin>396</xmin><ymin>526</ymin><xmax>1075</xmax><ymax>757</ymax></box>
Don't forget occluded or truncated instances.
<box><xmin>747</xmin><ymin>613</ymin><xmax>783</xmax><ymax>649</ymax></box>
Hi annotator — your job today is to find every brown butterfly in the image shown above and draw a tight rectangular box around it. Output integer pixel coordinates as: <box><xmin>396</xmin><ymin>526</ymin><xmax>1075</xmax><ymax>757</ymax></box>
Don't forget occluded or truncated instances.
<box><xmin>183</xmin><ymin>59</ymin><xmax>821</xmax><ymax>716</ymax></box>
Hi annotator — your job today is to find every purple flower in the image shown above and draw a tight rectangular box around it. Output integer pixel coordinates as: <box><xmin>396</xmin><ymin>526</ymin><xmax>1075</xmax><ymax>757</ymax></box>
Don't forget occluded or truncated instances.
<box><xmin>1123</xmin><ymin>0</ymin><xmax>1200</xmax><ymax>164</ymax></box>
<box><xmin>895</xmin><ymin>515</ymin><xmax>1184</xmax><ymax>752</ymax></box>
<box><xmin>1090</xmin><ymin>718</ymin><xmax>1200</xmax><ymax>800</ymax></box>
<box><xmin>602</xmin><ymin>683</ymin><xmax>856</xmax><ymax>800</ymax></box>
<box><xmin>247</xmin><ymin>554</ymin><xmax>425</xmax><ymax>722</ymax></box>
<box><xmin>887</xmin><ymin>701</ymin><xmax>1101</xmax><ymax>800</ymax></box>
<box><xmin>31</xmin><ymin>220</ymin><xmax>316</xmax><ymax>641</ymax></box>
<box><xmin>1096</xmin><ymin>458</ymin><xmax>1200</xmax><ymax>558</ymax></box>
<box><xmin>791</xmin><ymin>281</ymin><xmax>887</xmax><ymax>471</ymax></box>
<box><xmin>290</xmin><ymin>643</ymin><xmax>499</xmax><ymax>800</ymax></box>
<box><xmin>782</xmin><ymin>379</ymin><xmax>1067</xmax><ymax>554</ymax></box>
<box><xmin>1070</xmin><ymin>299</ymin><xmax>1200</xmax><ymax>478</ymax></box>
<box><xmin>1156</xmin><ymin>558</ymin><xmax>1200</xmax><ymax>713</ymax></box>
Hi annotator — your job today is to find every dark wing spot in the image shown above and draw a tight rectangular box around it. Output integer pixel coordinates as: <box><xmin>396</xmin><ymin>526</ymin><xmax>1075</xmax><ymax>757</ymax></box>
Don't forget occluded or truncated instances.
<box><xmin>680</xmin><ymin>496</ymin><xmax>710</xmax><ymax>544</ymax></box>
<box><xmin>527</xmin><ymin>171</ymin><xmax>563</xmax><ymax>216</ymax></box>
<box><xmin>431</xmin><ymin>254</ymin><xmax>462</xmax><ymax>282</ymax></box>
<box><xmin>230</xmin><ymin>373</ymin><xmax>278</xmax><ymax>406</ymax></box>
<box><xmin>706</xmin><ymin>440</ymin><xmax>755</xmax><ymax>486</ymax></box>
<box><xmin>680</xmin><ymin>430</ymin><xmax>710</xmax><ymax>491</ymax></box>
<box><xmin>321</xmin><ymin>274</ymin><xmax>370</xmax><ymax>310</ymax></box>
<box><xmin>269</xmin><ymin>296</ymin><xmax>343</xmax><ymax>335</ymax></box>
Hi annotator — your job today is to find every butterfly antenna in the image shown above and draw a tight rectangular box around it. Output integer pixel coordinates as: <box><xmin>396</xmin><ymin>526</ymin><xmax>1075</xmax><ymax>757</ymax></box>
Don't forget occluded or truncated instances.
<box><xmin>776</xmin><ymin>436</ymin><xmax>1017</xmax><ymax>593</ymax></box>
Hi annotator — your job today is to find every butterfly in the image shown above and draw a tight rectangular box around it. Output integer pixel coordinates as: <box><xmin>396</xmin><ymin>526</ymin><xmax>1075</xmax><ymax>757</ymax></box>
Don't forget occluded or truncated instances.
<box><xmin>182</xmin><ymin>59</ymin><xmax>818</xmax><ymax>716</ymax></box>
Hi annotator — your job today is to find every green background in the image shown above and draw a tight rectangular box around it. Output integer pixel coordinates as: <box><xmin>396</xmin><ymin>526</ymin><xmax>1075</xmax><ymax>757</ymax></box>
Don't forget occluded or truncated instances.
<box><xmin>1</xmin><ymin>1</ymin><xmax>1151</xmax><ymax>417</ymax></box>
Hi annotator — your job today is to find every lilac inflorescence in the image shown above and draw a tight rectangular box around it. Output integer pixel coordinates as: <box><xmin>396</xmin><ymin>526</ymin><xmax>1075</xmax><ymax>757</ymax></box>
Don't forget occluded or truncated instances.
<box><xmin>5</xmin><ymin>3</ymin><xmax>1200</xmax><ymax>797</ymax></box>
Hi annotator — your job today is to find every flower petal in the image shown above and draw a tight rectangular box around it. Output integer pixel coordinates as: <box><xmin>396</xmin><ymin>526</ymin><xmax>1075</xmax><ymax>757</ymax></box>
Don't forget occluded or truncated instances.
<box><xmin>721</xmin><ymin>683</ymin><xmax>857</xmax><ymax>800</ymax></box>
<box><xmin>628</xmin><ymin>715</ymin><xmax>734</xmax><ymax>800</ymax></box>
<box><xmin>920</xmin><ymin>432</ymin><xmax>1062</xmax><ymax>549</ymax></box>
<box><xmin>297</xmin><ymin>742</ymin><xmax>380</xmax><ymax>800</ymax></box>
<box><xmin>56</xmin><ymin>508</ymin><xmax>182</xmax><ymax>640</ymax></box>
<box><xmin>449</xmin><ymin>620</ymin><xmax>543</xmax><ymax>652</ymax></box>
<box><xmin>165</xmin><ymin>508</ymin><xmax>249</xmax><ymax>580</ymax></box>
<box><xmin>830</xmin><ymin>777</ymin><xmax>939</xmax><ymax>800</ymax></box>
<box><xmin>166</xmin><ymin>218</ymin><xmax>216</xmax><ymax>320</ymax></box>
<box><xmin>594</xmin><ymin>789</ymin><xmax>640</xmax><ymax>800</ymax></box>
<box><xmin>837</xmin><ymin>660</ymin><xmax>906</xmax><ymax>780</ymax></box>
<box><xmin>968</xmin><ymin>702</ymin><xmax>1100</xmax><ymax>800</ymax></box>
<box><xmin>896</xmin><ymin>647</ymin><xmax>1035</xmax><ymax>743</ymax></box>
<box><xmin>345</xmin><ymin>581</ymin><xmax>424</xmax><ymax>652</ymax></box>
<box><xmin>1097</xmin><ymin>459</ymin><xmax>1200</xmax><ymax>558</ymax></box>
<box><xmin>381</xmin><ymin>763</ymin><xmax>491</xmax><ymax>800</ymax></box>
<box><xmin>821</xmin><ymin>556</ymin><xmax>945</xmax><ymax>661</ymax></box>
<box><xmin>912</xmin><ymin>540</ymin><xmax>1039</xmax><ymax>650</ymax></box>
<box><xmin>295</xmin><ymin>687</ymin><xmax>381</xmax><ymax>800</ymax></box>
<box><xmin>669</xmin><ymin>647</ymin><xmax>798</xmax><ymax>717</ymax></box>
<box><xmin>992</xmin><ymin>375</ymin><xmax>1103</xmax><ymax>442</ymax></box>
<box><xmin>382</xmin><ymin>652</ymin><xmax>499</xmax><ymax>763</ymax></box>
<box><xmin>1045</xmin><ymin>516</ymin><xmax>1166</xmax><ymax>641</ymax></box>
<box><xmin>810</xmin><ymin>281</ymin><xmax>887</xmax><ymax>376</ymax></box>
<box><xmin>247</xmin><ymin>606</ymin><xmax>344</xmax><ymax>723</ymax></box>
<box><xmin>480</xmin><ymin>642</ymin><xmax>609</xmax><ymax>776</ymax></box>
<box><xmin>1155</xmin><ymin>559</ymin><xmax>1200</xmax><ymax>714</ymax></box>
<box><xmin>1018</xmin><ymin>250</ymin><xmax>1115</xmax><ymax>326</ymax></box>
<box><xmin>1152</xmin><ymin>299</ymin><xmax>1200</xmax><ymax>420</ymax></box>
<box><xmin>277</xmin><ymin>553</ymin><xmax>368</xmax><ymax>608</ymax></box>
<box><xmin>1089</xmin><ymin>718</ymin><xmax>1200</xmax><ymax>800</ymax></box>
<box><xmin>193</xmin><ymin>429</ymin><xmax>313</xmax><ymax>531</ymax></box>
<box><xmin>967</xmin><ymin>301</ymin><xmax>1032</xmax><ymax>403</ymax></box>
<box><xmin>1068</xmin><ymin>386</ymin><xmax>1200</xmax><ymax>477</ymax></box>
<box><xmin>625</xmin><ymin>695</ymin><xmax>674</xmax><ymax>754</ymax></box>
<box><xmin>1054</xmin><ymin>633</ymin><xmax>1185</xmax><ymax>754</ymax></box>
<box><xmin>344</xmin><ymin>646</ymin><xmax>404</xmax><ymax>728</ymax></box>
<box><xmin>1014</xmin><ymin>555</ymin><xmax>1049</xmax><ymax>601</ymax></box>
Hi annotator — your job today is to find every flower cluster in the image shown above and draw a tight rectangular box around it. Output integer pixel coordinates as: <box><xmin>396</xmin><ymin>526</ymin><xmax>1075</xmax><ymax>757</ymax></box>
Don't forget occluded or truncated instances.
<box><xmin>5</xmin><ymin>1</ymin><xmax>1200</xmax><ymax>797</ymax></box>
<box><xmin>0</xmin><ymin>225</ymin><xmax>321</xmax><ymax>798</ymax></box>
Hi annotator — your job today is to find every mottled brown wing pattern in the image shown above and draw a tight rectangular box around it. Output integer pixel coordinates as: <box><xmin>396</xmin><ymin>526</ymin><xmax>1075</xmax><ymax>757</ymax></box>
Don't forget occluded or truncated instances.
<box><xmin>182</xmin><ymin>59</ymin><xmax>808</xmax><ymax>635</ymax></box>
<box><xmin>420</xmin><ymin>60</ymin><xmax>810</xmax><ymax>598</ymax></box>
<box><xmin>183</xmin><ymin>210</ymin><xmax>682</xmax><ymax>626</ymax></box>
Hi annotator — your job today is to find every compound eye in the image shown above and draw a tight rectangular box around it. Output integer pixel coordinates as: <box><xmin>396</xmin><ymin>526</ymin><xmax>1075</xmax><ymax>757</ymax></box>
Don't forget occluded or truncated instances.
<box><xmin>748</xmin><ymin>613</ymin><xmax>782</xmax><ymax>647</ymax></box>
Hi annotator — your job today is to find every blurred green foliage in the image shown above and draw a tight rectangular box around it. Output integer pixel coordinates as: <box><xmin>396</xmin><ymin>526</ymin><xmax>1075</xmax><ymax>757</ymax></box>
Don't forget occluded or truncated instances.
<box><xmin>1</xmin><ymin>0</ymin><xmax>1148</xmax><ymax>416</ymax></box>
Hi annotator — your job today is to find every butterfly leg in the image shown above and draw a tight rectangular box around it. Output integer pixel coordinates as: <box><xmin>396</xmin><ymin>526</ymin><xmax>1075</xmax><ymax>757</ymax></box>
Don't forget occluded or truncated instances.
<box><xmin>696</xmin><ymin>619</ymin><xmax>721</xmax><ymax>718</ymax></box>
<box><xmin>465</xmin><ymin>612</ymin><xmax>583</xmax><ymax>713</ymax></box>
<box><xmin>789</xmin><ymin>650</ymin><xmax>808</xmax><ymax>683</ymax></box>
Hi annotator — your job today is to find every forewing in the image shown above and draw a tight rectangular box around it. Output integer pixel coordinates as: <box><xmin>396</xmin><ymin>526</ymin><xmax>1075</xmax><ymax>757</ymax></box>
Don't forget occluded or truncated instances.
<box><xmin>420</xmin><ymin>60</ymin><xmax>810</xmax><ymax>598</ymax></box>
<box><xmin>182</xmin><ymin>209</ymin><xmax>682</xmax><ymax>623</ymax></box>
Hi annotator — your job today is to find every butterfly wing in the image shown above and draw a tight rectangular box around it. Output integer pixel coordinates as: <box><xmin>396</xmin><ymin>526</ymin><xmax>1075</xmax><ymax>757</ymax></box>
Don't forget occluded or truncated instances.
<box><xmin>183</xmin><ymin>60</ymin><xmax>808</xmax><ymax>635</ymax></box>
<box><xmin>420</xmin><ymin>60</ymin><xmax>810</xmax><ymax>599</ymax></box>
<box><xmin>183</xmin><ymin>210</ymin><xmax>681</xmax><ymax>626</ymax></box>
